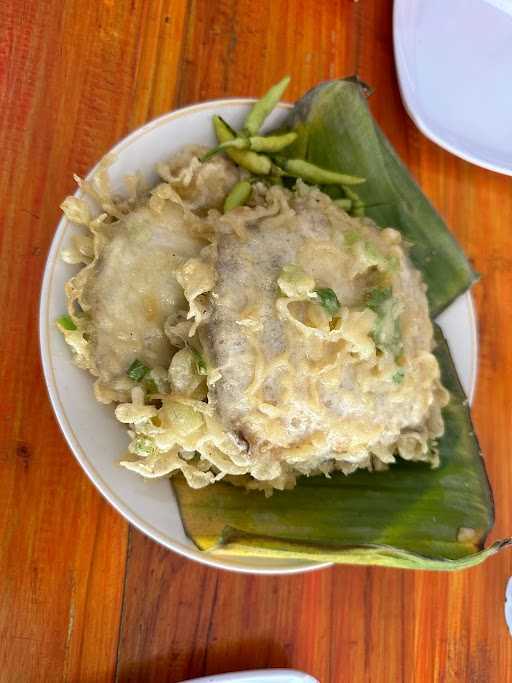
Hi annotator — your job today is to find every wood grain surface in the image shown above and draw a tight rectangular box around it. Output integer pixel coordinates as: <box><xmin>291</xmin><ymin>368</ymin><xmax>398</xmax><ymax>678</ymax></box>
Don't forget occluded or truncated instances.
<box><xmin>1</xmin><ymin>1</ymin><xmax>511</xmax><ymax>681</ymax></box>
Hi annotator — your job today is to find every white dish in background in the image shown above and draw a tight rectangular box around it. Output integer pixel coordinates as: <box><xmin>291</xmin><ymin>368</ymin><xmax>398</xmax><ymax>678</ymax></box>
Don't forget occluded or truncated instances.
<box><xmin>39</xmin><ymin>99</ymin><xmax>478</xmax><ymax>575</ymax></box>
<box><xmin>180</xmin><ymin>670</ymin><xmax>318</xmax><ymax>683</ymax></box>
<box><xmin>394</xmin><ymin>0</ymin><xmax>512</xmax><ymax>175</ymax></box>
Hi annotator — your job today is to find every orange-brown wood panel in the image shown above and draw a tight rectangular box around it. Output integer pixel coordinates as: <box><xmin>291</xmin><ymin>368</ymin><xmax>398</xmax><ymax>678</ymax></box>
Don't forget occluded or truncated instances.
<box><xmin>359</xmin><ymin>3</ymin><xmax>512</xmax><ymax>682</ymax></box>
<box><xmin>0</xmin><ymin>0</ymin><xmax>187</xmax><ymax>680</ymax></box>
<box><xmin>2</xmin><ymin>0</ymin><xmax>512</xmax><ymax>681</ymax></box>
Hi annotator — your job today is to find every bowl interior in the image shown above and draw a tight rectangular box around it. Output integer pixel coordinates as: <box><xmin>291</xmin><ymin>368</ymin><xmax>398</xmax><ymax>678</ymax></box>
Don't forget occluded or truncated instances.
<box><xmin>40</xmin><ymin>100</ymin><xmax>478</xmax><ymax>575</ymax></box>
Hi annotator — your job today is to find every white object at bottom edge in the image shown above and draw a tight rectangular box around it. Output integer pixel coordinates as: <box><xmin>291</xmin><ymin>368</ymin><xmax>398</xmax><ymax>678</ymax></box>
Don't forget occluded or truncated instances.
<box><xmin>179</xmin><ymin>669</ymin><xmax>319</xmax><ymax>683</ymax></box>
<box><xmin>505</xmin><ymin>577</ymin><xmax>512</xmax><ymax>637</ymax></box>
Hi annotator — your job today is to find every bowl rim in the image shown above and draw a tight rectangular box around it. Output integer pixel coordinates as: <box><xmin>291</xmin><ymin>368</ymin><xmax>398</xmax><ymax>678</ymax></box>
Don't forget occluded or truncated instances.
<box><xmin>393</xmin><ymin>0</ymin><xmax>512</xmax><ymax>176</ymax></box>
<box><xmin>39</xmin><ymin>97</ymin><xmax>334</xmax><ymax>576</ymax></box>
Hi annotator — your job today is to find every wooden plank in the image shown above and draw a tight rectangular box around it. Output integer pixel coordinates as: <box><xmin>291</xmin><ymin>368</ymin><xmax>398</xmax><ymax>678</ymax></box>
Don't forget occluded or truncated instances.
<box><xmin>0</xmin><ymin>0</ymin><xmax>187</xmax><ymax>680</ymax></box>
<box><xmin>116</xmin><ymin>531</ymin><xmax>333</xmax><ymax>682</ymax></box>
<box><xmin>174</xmin><ymin>0</ymin><xmax>358</xmax><ymax>106</ymax></box>
<box><xmin>359</xmin><ymin>3</ymin><xmax>512</xmax><ymax>682</ymax></box>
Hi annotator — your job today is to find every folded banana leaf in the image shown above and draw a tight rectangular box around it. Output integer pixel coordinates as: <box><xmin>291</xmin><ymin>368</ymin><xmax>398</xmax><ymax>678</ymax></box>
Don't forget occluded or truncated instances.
<box><xmin>283</xmin><ymin>78</ymin><xmax>478</xmax><ymax>317</ymax></box>
<box><xmin>173</xmin><ymin>327</ymin><xmax>511</xmax><ymax>570</ymax></box>
<box><xmin>171</xmin><ymin>79</ymin><xmax>509</xmax><ymax>570</ymax></box>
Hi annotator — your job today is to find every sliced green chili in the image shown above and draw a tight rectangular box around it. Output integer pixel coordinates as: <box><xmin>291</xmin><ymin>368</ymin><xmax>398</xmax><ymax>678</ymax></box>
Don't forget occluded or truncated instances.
<box><xmin>273</xmin><ymin>156</ymin><xmax>365</xmax><ymax>186</ymax></box>
<box><xmin>224</xmin><ymin>180</ymin><xmax>252</xmax><ymax>212</ymax></box>
<box><xmin>127</xmin><ymin>359</ymin><xmax>150</xmax><ymax>382</ymax></box>
<box><xmin>314</xmin><ymin>288</ymin><xmax>341</xmax><ymax>315</ymax></box>
<box><xmin>243</xmin><ymin>75</ymin><xmax>291</xmax><ymax>136</ymax></box>
<box><xmin>57</xmin><ymin>314</ymin><xmax>77</xmax><ymax>331</ymax></box>
<box><xmin>213</xmin><ymin>116</ymin><xmax>272</xmax><ymax>175</ymax></box>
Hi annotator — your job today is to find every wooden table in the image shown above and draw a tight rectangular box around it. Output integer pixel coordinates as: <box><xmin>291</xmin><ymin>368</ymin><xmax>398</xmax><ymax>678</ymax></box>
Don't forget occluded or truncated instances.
<box><xmin>2</xmin><ymin>1</ymin><xmax>512</xmax><ymax>680</ymax></box>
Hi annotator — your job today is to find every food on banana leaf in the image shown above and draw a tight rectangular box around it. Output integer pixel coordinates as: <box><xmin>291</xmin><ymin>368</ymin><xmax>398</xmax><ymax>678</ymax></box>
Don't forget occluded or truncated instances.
<box><xmin>173</xmin><ymin>327</ymin><xmax>510</xmax><ymax>570</ymax></box>
<box><xmin>57</xmin><ymin>76</ymin><xmax>510</xmax><ymax>569</ymax></box>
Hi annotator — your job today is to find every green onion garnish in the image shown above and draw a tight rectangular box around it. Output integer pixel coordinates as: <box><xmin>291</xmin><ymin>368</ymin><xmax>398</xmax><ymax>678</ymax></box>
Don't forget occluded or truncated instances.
<box><xmin>392</xmin><ymin>369</ymin><xmax>405</xmax><ymax>384</ymax></box>
<box><xmin>365</xmin><ymin>286</ymin><xmax>392</xmax><ymax>312</ymax></box>
<box><xmin>314</xmin><ymin>288</ymin><xmax>341</xmax><ymax>315</ymax></box>
<box><xmin>57</xmin><ymin>314</ymin><xmax>77</xmax><ymax>331</ymax></box>
<box><xmin>127</xmin><ymin>359</ymin><xmax>150</xmax><ymax>382</ymax></box>
<box><xmin>191</xmin><ymin>348</ymin><xmax>208</xmax><ymax>376</ymax></box>
<box><xmin>144</xmin><ymin>378</ymin><xmax>159</xmax><ymax>394</ymax></box>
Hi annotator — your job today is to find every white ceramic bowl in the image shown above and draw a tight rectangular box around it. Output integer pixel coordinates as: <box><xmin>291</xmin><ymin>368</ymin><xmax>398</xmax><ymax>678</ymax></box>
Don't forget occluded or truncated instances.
<box><xmin>180</xmin><ymin>670</ymin><xmax>318</xmax><ymax>683</ymax></box>
<box><xmin>39</xmin><ymin>99</ymin><xmax>478</xmax><ymax>575</ymax></box>
<box><xmin>394</xmin><ymin>0</ymin><xmax>512</xmax><ymax>175</ymax></box>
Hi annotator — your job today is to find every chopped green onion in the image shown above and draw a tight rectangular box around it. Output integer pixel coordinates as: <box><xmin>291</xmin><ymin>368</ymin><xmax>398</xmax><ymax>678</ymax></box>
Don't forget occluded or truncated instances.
<box><xmin>365</xmin><ymin>287</ymin><xmax>402</xmax><ymax>357</ymax></box>
<box><xmin>365</xmin><ymin>286</ymin><xmax>392</xmax><ymax>312</ymax></box>
<box><xmin>386</xmin><ymin>255</ymin><xmax>400</xmax><ymax>272</ymax></box>
<box><xmin>314</xmin><ymin>288</ymin><xmax>341</xmax><ymax>315</ymax></box>
<box><xmin>127</xmin><ymin>359</ymin><xmax>150</xmax><ymax>382</ymax></box>
<box><xmin>191</xmin><ymin>348</ymin><xmax>208</xmax><ymax>376</ymax></box>
<box><xmin>392</xmin><ymin>369</ymin><xmax>405</xmax><ymax>384</ymax></box>
<box><xmin>363</xmin><ymin>240</ymin><xmax>384</xmax><ymax>263</ymax></box>
<box><xmin>131</xmin><ymin>436</ymin><xmax>155</xmax><ymax>457</ymax></box>
<box><xmin>144</xmin><ymin>378</ymin><xmax>159</xmax><ymax>395</ymax></box>
<box><xmin>344</xmin><ymin>229</ymin><xmax>360</xmax><ymax>246</ymax></box>
<box><xmin>57</xmin><ymin>314</ymin><xmax>77</xmax><ymax>331</ymax></box>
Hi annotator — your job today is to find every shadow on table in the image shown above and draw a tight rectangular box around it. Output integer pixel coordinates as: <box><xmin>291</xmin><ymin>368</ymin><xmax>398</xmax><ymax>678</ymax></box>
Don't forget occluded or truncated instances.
<box><xmin>110</xmin><ymin>637</ymin><xmax>290</xmax><ymax>683</ymax></box>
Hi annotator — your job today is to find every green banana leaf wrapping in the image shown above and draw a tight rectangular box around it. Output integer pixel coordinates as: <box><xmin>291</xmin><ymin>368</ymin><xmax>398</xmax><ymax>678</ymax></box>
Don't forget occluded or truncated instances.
<box><xmin>284</xmin><ymin>78</ymin><xmax>478</xmax><ymax>317</ymax></box>
<box><xmin>173</xmin><ymin>327</ymin><xmax>510</xmax><ymax>570</ymax></box>
<box><xmin>171</xmin><ymin>79</ymin><xmax>510</xmax><ymax>569</ymax></box>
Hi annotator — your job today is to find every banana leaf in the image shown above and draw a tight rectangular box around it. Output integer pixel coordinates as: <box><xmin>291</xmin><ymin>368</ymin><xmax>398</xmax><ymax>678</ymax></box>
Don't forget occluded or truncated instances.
<box><xmin>282</xmin><ymin>78</ymin><xmax>478</xmax><ymax>317</ymax></box>
<box><xmin>172</xmin><ymin>327</ymin><xmax>511</xmax><ymax>570</ymax></box>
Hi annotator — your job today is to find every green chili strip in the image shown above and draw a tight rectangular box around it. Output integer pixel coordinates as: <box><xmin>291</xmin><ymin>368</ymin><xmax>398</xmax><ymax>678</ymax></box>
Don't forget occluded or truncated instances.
<box><xmin>213</xmin><ymin>116</ymin><xmax>272</xmax><ymax>175</ymax></box>
<box><xmin>314</xmin><ymin>288</ymin><xmax>341</xmax><ymax>315</ymax></box>
<box><xmin>273</xmin><ymin>156</ymin><xmax>365</xmax><ymax>186</ymax></box>
<box><xmin>224</xmin><ymin>180</ymin><xmax>252</xmax><ymax>212</ymax></box>
<box><xmin>127</xmin><ymin>359</ymin><xmax>150</xmax><ymax>382</ymax></box>
<box><xmin>342</xmin><ymin>185</ymin><xmax>366</xmax><ymax>217</ymax></box>
<box><xmin>201</xmin><ymin>131</ymin><xmax>297</xmax><ymax>161</ymax></box>
<box><xmin>243</xmin><ymin>75</ymin><xmax>291</xmax><ymax>136</ymax></box>
<box><xmin>57</xmin><ymin>314</ymin><xmax>77</xmax><ymax>331</ymax></box>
